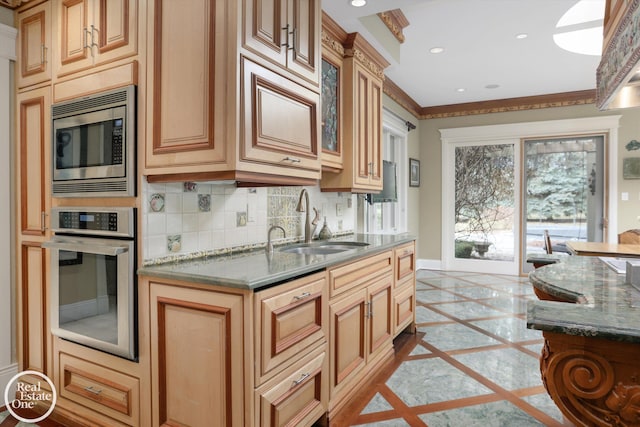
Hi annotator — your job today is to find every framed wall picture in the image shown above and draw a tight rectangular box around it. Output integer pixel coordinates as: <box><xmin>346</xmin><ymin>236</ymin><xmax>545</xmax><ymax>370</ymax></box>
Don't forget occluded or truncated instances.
<box><xmin>409</xmin><ymin>158</ymin><xmax>420</xmax><ymax>187</ymax></box>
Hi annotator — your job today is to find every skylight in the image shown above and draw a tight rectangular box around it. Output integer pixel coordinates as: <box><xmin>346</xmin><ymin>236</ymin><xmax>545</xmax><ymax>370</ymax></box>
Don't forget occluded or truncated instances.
<box><xmin>553</xmin><ymin>0</ymin><xmax>604</xmax><ymax>56</ymax></box>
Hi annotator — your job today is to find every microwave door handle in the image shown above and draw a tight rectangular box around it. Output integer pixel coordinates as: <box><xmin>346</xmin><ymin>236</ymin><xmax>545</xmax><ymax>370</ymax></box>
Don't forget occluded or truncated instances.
<box><xmin>42</xmin><ymin>241</ymin><xmax>128</xmax><ymax>256</ymax></box>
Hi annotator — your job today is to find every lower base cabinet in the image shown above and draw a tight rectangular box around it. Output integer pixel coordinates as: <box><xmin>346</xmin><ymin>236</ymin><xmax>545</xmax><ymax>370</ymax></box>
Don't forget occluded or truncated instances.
<box><xmin>137</xmin><ymin>241</ymin><xmax>415</xmax><ymax>426</ymax></box>
<box><xmin>254</xmin><ymin>346</ymin><xmax>328</xmax><ymax>427</ymax></box>
<box><xmin>148</xmin><ymin>281</ymin><xmax>247</xmax><ymax>427</ymax></box>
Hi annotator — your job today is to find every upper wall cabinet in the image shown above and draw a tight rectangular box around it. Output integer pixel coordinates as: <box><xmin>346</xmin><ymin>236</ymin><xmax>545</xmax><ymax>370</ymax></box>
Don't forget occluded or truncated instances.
<box><xmin>321</xmin><ymin>33</ymin><xmax>389</xmax><ymax>193</ymax></box>
<box><xmin>320</xmin><ymin>12</ymin><xmax>346</xmax><ymax>172</ymax></box>
<box><xmin>17</xmin><ymin>1</ymin><xmax>52</xmax><ymax>89</ymax></box>
<box><xmin>243</xmin><ymin>0</ymin><xmax>320</xmax><ymax>87</ymax></box>
<box><xmin>53</xmin><ymin>0</ymin><xmax>137</xmax><ymax>78</ymax></box>
<box><xmin>144</xmin><ymin>0</ymin><xmax>321</xmax><ymax>186</ymax></box>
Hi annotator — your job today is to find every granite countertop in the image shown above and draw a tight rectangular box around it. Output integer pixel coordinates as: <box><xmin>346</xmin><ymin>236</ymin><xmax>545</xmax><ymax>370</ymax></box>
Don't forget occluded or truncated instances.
<box><xmin>527</xmin><ymin>255</ymin><xmax>640</xmax><ymax>343</ymax></box>
<box><xmin>138</xmin><ymin>233</ymin><xmax>416</xmax><ymax>291</ymax></box>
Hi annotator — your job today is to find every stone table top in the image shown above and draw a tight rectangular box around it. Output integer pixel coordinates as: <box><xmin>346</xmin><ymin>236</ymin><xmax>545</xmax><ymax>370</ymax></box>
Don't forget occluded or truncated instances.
<box><xmin>527</xmin><ymin>255</ymin><xmax>640</xmax><ymax>343</ymax></box>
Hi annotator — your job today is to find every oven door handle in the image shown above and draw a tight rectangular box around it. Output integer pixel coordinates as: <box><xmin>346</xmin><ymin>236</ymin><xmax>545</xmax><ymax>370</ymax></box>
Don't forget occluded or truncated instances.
<box><xmin>42</xmin><ymin>240</ymin><xmax>129</xmax><ymax>256</ymax></box>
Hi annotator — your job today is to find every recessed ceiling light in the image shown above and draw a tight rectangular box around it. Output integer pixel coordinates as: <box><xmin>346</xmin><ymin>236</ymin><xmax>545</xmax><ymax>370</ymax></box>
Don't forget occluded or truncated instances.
<box><xmin>429</xmin><ymin>47</ymin><xmax>444</xmax><ymax>54</ymax></box>
<box><xmin>516</xmin><ymin>33</ymin><xmax>528</xmax><ymax>39</ymax></box>
<box><xmin>485</xmin><ymin>84</ymin><xmax>500</xmax><ymax>89</ymax></box>
<box><xmin>456</xmin><ymin>88</ymin><xmax>465</xmax><ymax>93</ymax></box>
<box><xmin>350</xmin><ymin>0</ymin><xmax>366</xmax><ymax>7</ymax></box>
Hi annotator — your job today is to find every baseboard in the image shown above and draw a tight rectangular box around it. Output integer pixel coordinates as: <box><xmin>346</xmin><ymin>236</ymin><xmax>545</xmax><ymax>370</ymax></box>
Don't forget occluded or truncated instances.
<box><xmin>0</xmin><ymin>362</ymin><xmax>18</xmax><ymax>402</ymax></box>
<box><xmin>416</xmin><ymin>258</ymin><xmax>442</xmax><ymax>271</ymax></box>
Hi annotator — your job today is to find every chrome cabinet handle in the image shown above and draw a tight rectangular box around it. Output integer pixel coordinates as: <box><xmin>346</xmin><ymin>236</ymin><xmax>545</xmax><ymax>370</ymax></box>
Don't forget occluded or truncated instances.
<box><xmin>283</xmin><ymin>156</ymin><xmax>301</xmax><ymax>163</ymax></box>
<box><xmin>281</xmin><ymin>24</ymin><xmax>290</xmax><ymax>48</ymax></box>
<box><xmin>291</xmin><ymin>372</ymin><xmax>310</xmax><ymax>388</ymax></box>
<box><xmin>41</xmin><ymin>211</ymin><xmax>47</xmax><ymax>232</ymax></box>
<box><xmin>90</xmin><ymin>24</ymin><xmax>99</xmax><ymax>49</ymax></box>
<box><xmin>83</xmin><ymin>27</ymin><xmax>92</xmax><ymax>50</ymax></box>
<box><xmin>293</xmin><ymin>292</ymin><xmax>311</xmax><ymax>301</ymax></box>
<box><xmin>84</xmin><ymin>386</ymin><xmax>102</xmax><ymax>395</ymax></box>
<box><xmin>289</xmin><ymin>27</ymin><xmax>297</xmax><ymax>52</ymax></box>
<box><xmin>40</xmin><ymin>45</ymin><xmax>47</xmax><ymax>65</ymax></box>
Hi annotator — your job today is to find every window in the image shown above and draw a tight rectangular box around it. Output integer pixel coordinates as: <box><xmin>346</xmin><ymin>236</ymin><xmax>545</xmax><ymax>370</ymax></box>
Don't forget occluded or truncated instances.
<box><xmin>364</xmin><ymin>109</ymin><xmax>408</xmax><ymax>234</ymax></box>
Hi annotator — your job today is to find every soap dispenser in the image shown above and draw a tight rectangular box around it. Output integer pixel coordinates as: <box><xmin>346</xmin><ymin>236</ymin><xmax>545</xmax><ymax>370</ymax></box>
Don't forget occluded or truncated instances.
<box><xmin>318</xmin><ymin>217</ymin><xmax>333</xmax><ymax>240</ymax></box>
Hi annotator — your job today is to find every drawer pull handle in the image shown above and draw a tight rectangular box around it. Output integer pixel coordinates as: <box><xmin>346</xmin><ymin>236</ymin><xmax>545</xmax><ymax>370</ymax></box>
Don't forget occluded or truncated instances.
<box><xmin>293</xmin><ymin>292</ymin><xmax>311</xmax><ymax>301</ymax></box>
<box><xmin>283</xmin><ymin>156</ymin><xmax>301</xmax><ymax>163</ymax></box>
<box><xmin>292</xmin><ymin>372</ymin><xmax>310</xmax><ymax>388</ymax></box>
<box><xmin>84</xmin><ymin>386</ymin><xmax>102</xmax><ymax>395</ymax></box>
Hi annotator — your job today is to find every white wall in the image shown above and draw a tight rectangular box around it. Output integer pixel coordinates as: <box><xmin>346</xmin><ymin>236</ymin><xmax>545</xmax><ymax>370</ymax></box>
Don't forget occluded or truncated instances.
<box><xmin>0</xmin><ymin>22</ymin><xmax>18</xmax><ymax>398</ymax></box>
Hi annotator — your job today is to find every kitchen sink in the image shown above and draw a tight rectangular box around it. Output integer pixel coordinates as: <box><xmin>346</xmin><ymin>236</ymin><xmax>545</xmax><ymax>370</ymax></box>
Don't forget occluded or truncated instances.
<box><xmin>279</xmin><ymin>241</ymin><xmax>369</xmax><ymax>255</ymax></box>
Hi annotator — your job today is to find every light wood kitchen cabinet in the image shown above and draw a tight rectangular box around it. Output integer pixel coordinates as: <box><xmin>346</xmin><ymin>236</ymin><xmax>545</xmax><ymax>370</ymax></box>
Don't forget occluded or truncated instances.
<box><xmin>254</xmin><ymin>346</ymin><xmax>328</xmax><ymax>427</ymax></box>
<box><xmin>320</xmin><ymin>13</ymin><xmax>346</xmax><ymax>172</ymax></box>
<box><xmin>16</xmin><ymin>1</ymin><xmax>52</xmax><ymax>89</ymax></box>
<box><xmin>16</xmin><ymin>86</ymin><xmax>51</xmax><ymax>237</ymax></box>
<box><xmin>243</xmin><ymin>0</ymin><xmax>320</xmax><ymax>86</ymax></box>
<box><xmin>321</xmin><ymin>33</ymin><xmax>389</xmax><ymax>193</ymax></box>
<box><xmin>16</xmin><ymin>86</ymin><xmax>52</xmax><ymax>389</ymax></box>
<box><xmin>148</xmin><ymin>280</ymin><xmax>247</xmax><ymax>427</ymax></box>
<box><xmin>53</xmin><ymin>0</ymin><xmax>137</xmax><ymax>78</ymax></box>
<box><xmin>254</xmin><ymin>271</ymin><xmax>327</xmax><ymax>386</ymax></box>
<box><xmin>393</xmin><ymin>242</ymin><xmax>416</xmax><ymax>336</ymax></box>
<box><xmin>327</xmin><ymin>250</ymin><xmax>394</xmax><ymax>417</ymax></box>
<box><xmin>144</xmin><ymin>0</ymin><xmax>320</xmax><ymax>185</ymax></box>
<box><xmin>57</xmin><ymin>352</ymin><xmax>140</xmax><ymax>426</ymax></box>
<box><xmin>18</xmin><ymin>243</ymin><xmax>49</xmax><ymax>376</ymax></box>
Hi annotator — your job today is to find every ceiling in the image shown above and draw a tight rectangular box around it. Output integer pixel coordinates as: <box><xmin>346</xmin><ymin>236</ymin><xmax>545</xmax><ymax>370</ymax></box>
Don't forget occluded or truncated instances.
<box><xmin>322</xmin><ymin>0</ymin><xmax>605</xmax><ymax>109</ymax></box>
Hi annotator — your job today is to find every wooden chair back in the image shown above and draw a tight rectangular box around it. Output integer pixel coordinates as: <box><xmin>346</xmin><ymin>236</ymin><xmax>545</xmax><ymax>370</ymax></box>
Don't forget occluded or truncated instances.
<box><xmin>543</xmin><ymin>230</ymin><xmax>553</xmax><ymax>254</ymax></box>
<box><xmin>618</xmin><ymin>229</ymin><xmax>640</xmax><ymax>244</ymax></box>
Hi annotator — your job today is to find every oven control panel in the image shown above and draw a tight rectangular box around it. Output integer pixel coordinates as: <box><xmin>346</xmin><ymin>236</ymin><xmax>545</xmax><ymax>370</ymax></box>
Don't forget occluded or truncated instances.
<box><xmin>51</xmin><ymin>207</ymin><xmax>134</xmax><ymax>238</ymax></box>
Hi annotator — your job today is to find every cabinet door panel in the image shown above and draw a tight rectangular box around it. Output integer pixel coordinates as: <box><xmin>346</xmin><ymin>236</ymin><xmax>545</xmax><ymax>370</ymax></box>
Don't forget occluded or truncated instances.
<box><xmin>394</xmin><ymin>283</ymin><xmax>416</xmax><ymax>336</ymax></box>
<box><xmin>287</xmin><ymin>0</ymin><xmax>319</xmax><ymax>84</ymax></box>
<box><xmin>256</xmin><ymin>349</ymin><xmax>327</xmax><ymax>427</ymax></box>
<box><xmin>244</xmin><ymin>0</ymin><xmax>286</xmax><ymax>62</ymax></box>
<box><xmin>145</xmin><ymin>0</ymin><xmax>228</xmax><ymax>170</ymax></box>
<box><xmin>330</xmin><ymin>289</ymin><xmax>366</xmax><ymax>392</ymax></box>
<box><xmin>150</xmin><ymin>283</ymin><xmax>245</xmax><ymax>427</ymax></box>
<box><xmin>18</xmin><ymin>88</ymin><xmax>50</xmax><ymax>236</ymax></box>
<box><xmin>240</xmin><ymin>58</ymin><xmax>320</xmax><ymax>177</ymax></box>
<box><xmin>368</xmin><ymin>276</ymin><xmax>392</xmax><ymax>358</ymax></box>
<box><xmin>57</xmin><ymin>0</ymin><xmax>91</xmax><ymax>68</ymax></box>
<box><xmin>255</xmin><ymin>272</ymin><xmax>327</xmax><ymax>385</ymax></box>
<box><xmin>19</xmin><ymin>242</ymin><xmax>48</xmax><ymax>373</ymax></box>
<box><xmin>18</xmin><ymin>2</ymin><xmax>52</xmax><ymax>88</ymax></box>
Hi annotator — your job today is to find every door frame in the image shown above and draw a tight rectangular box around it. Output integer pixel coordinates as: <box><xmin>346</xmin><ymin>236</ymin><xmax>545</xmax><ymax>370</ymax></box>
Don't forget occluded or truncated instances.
<box><xmin>440</xmin><ymin>115</ymin><xmax>621</xmax><ymax>275</ymax></box>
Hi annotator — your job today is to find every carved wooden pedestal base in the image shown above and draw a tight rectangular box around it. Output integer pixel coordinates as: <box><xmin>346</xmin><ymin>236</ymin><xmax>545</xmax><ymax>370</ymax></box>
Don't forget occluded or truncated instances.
<box><xmin>541</xmin><ymin>331</ymin><xmax>640</xmax><ymax>426</ymax></box>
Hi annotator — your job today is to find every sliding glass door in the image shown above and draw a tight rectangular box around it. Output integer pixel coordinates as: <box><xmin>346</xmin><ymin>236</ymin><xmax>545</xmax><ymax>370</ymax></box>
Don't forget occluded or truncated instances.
<box><xmin>522</xmin><ymin>135</ymin><xmax>605</xmax><ymax>272</ymax></box>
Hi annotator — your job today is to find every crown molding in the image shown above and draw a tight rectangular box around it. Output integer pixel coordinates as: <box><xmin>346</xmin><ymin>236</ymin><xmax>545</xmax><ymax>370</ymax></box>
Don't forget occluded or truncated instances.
<box><xmin>377</xmin><ymin>9</ymin><xmax>409</xmax><ymax>44</ymax></box>
<box><xmin>383</xmin><ymin>78</ymin><xmax>422</xmax><ymax>119</ymax></box>
<box><xmin>419</xmin><ymin>90</ymin><xmax>597</xmax><ymax>119</ymax></box>
<box><xmin>343</xmin><ymin>32</ymin><xmax>390</xmax><ymax>78</ymax></box>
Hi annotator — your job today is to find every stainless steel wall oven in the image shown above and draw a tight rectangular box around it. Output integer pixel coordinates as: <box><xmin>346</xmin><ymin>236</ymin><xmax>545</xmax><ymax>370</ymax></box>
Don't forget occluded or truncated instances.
<box><xmin>43</xmin><ymin>207</ymin><xmax>137</xmax><ymax>360</ymax></box>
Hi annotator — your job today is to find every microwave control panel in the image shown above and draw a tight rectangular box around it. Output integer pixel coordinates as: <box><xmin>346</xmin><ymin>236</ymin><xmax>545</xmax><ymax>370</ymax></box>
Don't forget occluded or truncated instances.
<box><xmin>51</xmin><ymin>207</ymin><xmax>134</xmax><ymax>238</ymax></box>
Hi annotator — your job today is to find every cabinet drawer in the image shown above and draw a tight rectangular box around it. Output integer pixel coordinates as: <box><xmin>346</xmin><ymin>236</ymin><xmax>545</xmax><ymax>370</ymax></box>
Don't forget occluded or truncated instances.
<box><xmin>394</xmin><ymin>283</ymin><xmax>416</xmax><ymax>336</ymax></box>
<box><xmin>328</xmin><ymin>250</ymin><xmax>393</xmax><ymax>298</ymax></box>
<box><xmin>254</xmin><ymin>347</ymin><xmax>328</xmax><ymax>427</ymax></box>
<box><xmin>394</xmin><ymin>242</ymin><xmax>415</xmax><ymax>286</ymax></box>
<box><xmin>255</xmin><ymin>272</ymin><xmax>327</xmax><ymax>385</ymax></box>
<box><xmin>58</xmin><ymin>352</ymin><xmax>139</xmax><ymax>426</ymax></box>
<box><xmin>240</xmin><ymin>57</ymin><xmax>321</xmax><ymax>178</ymax></box>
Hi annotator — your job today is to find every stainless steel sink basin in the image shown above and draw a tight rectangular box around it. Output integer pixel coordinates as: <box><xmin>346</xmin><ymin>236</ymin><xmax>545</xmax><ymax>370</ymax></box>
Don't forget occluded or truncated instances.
<box><xmin>279</xmin><ymin>241</ymin><xmax>369</xmax><ymax>255</ymax></box>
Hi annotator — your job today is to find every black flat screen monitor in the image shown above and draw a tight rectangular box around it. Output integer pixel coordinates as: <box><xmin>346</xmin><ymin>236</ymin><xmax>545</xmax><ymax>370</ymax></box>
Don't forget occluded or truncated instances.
<box><xmin>367</xmin><ymin>160</ymin><xmax>397</xmax><ymax>203</ymax></box>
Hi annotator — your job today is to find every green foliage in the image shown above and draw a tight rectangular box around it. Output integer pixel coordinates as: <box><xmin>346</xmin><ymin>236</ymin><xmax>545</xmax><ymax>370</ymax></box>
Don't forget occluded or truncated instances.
<box><xmin>455</xmin><ymin>240</ymin><xmax>474</xmax><ymax>258</ymax></box>
<box><xmin>525</xmin><ymin>150</ymin><xmax>588</xmax><ymax>220</ymax></box>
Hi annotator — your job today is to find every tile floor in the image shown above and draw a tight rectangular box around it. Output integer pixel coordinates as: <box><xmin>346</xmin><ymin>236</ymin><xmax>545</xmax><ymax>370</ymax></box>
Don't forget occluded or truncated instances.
<box><xmin>332</xmin><ymin>269</ymin><xmax>575</xmax><ymax>427</ymax></box>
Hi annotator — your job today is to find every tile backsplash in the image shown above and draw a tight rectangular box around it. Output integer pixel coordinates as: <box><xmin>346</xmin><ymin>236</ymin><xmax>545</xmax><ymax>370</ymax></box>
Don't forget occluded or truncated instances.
<box><xmin>141</xmin><ymin>179</ymin><xmax>356</xmax><ymax>264</ymax></box>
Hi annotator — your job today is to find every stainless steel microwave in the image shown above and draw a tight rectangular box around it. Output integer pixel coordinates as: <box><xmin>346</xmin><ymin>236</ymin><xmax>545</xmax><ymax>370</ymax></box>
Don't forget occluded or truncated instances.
<box><xmin>52</xmin><ymin>85</ymin><xmax>136</xmax><ymax>197</ymax></box>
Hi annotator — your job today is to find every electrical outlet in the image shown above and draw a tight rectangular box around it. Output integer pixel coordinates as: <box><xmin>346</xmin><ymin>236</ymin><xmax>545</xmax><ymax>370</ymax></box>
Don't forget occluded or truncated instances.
<box><xmin>336</xmin><ymin>203</ymin><xmax>343</xmax><ymax>216</ymax></box>
<box><xmin>622</xmin><ymin>192</ymin><xmax>629</xmax><ymax>201</ymax></box>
